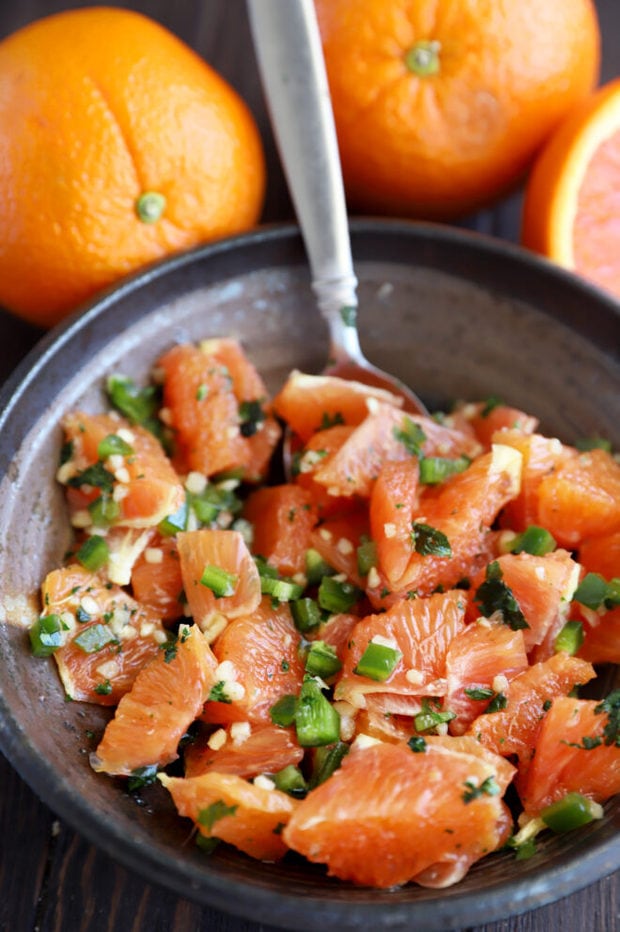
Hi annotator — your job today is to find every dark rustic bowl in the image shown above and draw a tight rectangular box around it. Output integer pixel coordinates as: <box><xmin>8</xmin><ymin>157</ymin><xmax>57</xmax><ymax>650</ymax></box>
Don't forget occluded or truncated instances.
<box><xmin>0</xmin><ymin>220</ymin><xmax>618</xmax><ymax>931</ymax></box>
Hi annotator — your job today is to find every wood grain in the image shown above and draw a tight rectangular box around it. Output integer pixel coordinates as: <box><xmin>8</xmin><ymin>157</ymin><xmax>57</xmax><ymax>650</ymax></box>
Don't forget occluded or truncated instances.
<box><xmin>0</xmin><ymin>2</ymin><xmax>618</xmax><ymax>930</ymax></box>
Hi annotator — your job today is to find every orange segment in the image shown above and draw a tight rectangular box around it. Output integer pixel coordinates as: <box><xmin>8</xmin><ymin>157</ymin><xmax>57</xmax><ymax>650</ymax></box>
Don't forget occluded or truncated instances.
<box><xmin>313</xmin><ymin>405</ymin><xmax>481</xmax><ymax>499</ymax></box>
<box><xmin>176</xmin><ymin>529</ymin><xmax>261</xmax><ymax>640</ymax></box>
<box><xmin>184</xmin><ymin>724</ymin><xmax>303</xmax><ymax>779</ymax></box>
<box><xmin>466</xmin><ymin>653</ymin><xmax>596</xmax><ymax>768</ymax></box>
<box><xmin>335</xmin><ymin>590</ymin><xmax>466</xmax><ymax>708</ymax></box>
<box><xmin>158</xmin><ymin>342</ymin><xmax>279</xmax><ymax>481</ymax></box>
<box><xmin>201</xmin><ymin>597</ymin><xmax>305</xmax><ymax>726</ymax></box>
<box><xmin>536</xmin><ymin>449</ymin><xmax>620</xmax><ymax>547</ymax></box>
<box><xmin>367</xmin><ymin>444</ymin><xmax>522</xmax><ymax>600</ymax></box>
<box><xmin>470</xmin><ymin>550</ymin><xmax>581</xmax><ymax>658</ymax></box>
<box><xmin>283</xmin><ymin>741</ymin><xmax>513</xmax><ymax>888</ymax></box>
<box><xmin>578</xmin><ymin>529</ymin><xmax>620</xmax><ymax>580</ymax></box>
<box><xmin>131</xmin><ymin>533</ymin><xmax>184</xmax><ymax>623</ymax></box>
<box><xmin>369</xmin><ymin>459</ymin><xmax>420</xmax><ymax>587</ymax></box>
<box><xmin>272</xmin><ymin>371</ymin><xmax>404</xmax><ymax>443</ymax></box>
<box><xmin>519</xmin><ymin>697</ymin><xmax>620</xmax><ymax>815</ymax></box>
<box><xmin>445</xmin><ymin>621</ymin><xmax>528</xmax><ymax>735</ymax></box>
<box><xmin>92</xmin><ymin>623</ymin><xmax>217</xmax><ymax>775</ymax></box>
<box><xmin>243</xmin><ymin>484</ymin><xmax>317</xmax><ymax>577</ymax></box>
<box><xmin>42</xmin><ymin>565</ymin><xmax>165</xmax><ymax>706</ymax></box>
<box><xmin>496</xmin><ymin>431</ymin><xmax>576</xmax><ymax>531</ymax></box>
<box><xmin>61</xmin><ymin>411</ymin><xmax>184</xmax><ymax>528</ymax></box>
<box><xmin>159</xmin><ymin>771</ymin><xmax>296</xmax><ymax>861</ymax></box>
<box><xmin>293</xmin><ymin>424</ymin><xmax>358</xmax><ymax>517</ymax></box>
<box><xmin>456</xmin><ymin>402</ymin><xmax>538</xmax><ymax>449</ymax></box>
<box><xmin>522</xmin><ymin>78</ymin><xmax>620</xmax><ymax>299</ymax></box>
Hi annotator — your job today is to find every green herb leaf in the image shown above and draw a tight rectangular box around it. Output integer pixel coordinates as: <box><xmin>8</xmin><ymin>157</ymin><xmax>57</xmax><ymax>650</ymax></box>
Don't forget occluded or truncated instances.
<box><xmin>127</xmin><ymin>764</ymin><xmax>158</xmax><ymax>792</ymax></box>
<box><xmin>464</xmin><ymin>686</ymin><xmax>495</xmax><ymax>701</ymax></box>
<box><xmin>208</xmin><ymin>681</ymin><xmax>233</xmax><ymax>704</ymax></box>
<box><xmin>594</xmin><ymin>689</ymin><xmax>620</xmax><ymax>747</ymax></box>
<box><xmin>197</xmin><ymin>799</ymin><xmax>238</xmax><ymax>831</ymax></box>
<box><xmin>66</xmin><ymin>462</ymin><xmax>115</xmax><ymax>493</ymax></box>
<box><xmin>340</xmin><ymin>305</ymin><xmax>357</xmax><ymax>327</ymax></box>
<box><xmin>393</xmin><ymin>416</ymin><xmax>426</xmax><ymax>457</ymax></box>
<box><xmin>411</xmin><ymin>522</ymin><xmax>452</xmax><ymax>557</ymax></box>
<box><xmin>474</xmin><ymin>561</ymin><xmax>529</xmax><ymax>630</ymax></box>
<box><xmin>407</xmin><ymin>736</ymin><xmax>427</xmax><ymax>753</ymax></box>
<box><xmin>462</xmin><ymin>776</ymin><xmax>501</xmax><ymax>803</ymax></box>
<box><xmin>238</xmin><ymin>399</ymin><xmax>265</xmax><ymax>437</ymax></box>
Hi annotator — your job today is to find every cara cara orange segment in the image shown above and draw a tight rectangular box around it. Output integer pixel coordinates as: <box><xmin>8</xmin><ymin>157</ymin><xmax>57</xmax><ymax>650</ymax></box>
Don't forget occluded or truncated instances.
<box><xmin>42</xmin><ymin>565</ymin><xmax>166</xmax><ymax>706</ymax></box>
<box><xmin>272</xmin><ymin>370</ymin><xmax>404</xmax><ymax>443</ymax></box>
<box><xmin>159</xmin><ymin>770</ymin><xmax>297</xmax><ymax>861</ymax></box>
<box><xmin>60</xmin><ymin>410</ymin><xmax>185</xmax><ymax>529</ymax></box>
<box><xmin>518</xmin><ymin>696</ymin><xmax>620</xmax><ymax>815</ymax></box>
<box><xmin>184</xmin><ymin>723</ymin><xmax>303</xmax><ymax>780</ymax></box>
<box><xmin>176</xmin><ymin>528</ymin><xmax>261</xmax><ymax>641</ymax></box>
<box><xmin>283</xmin><ymin>741</ymin><xmax>513</xmax><ymax>889</ymax></box>
<box><xmin>242</xmin><ymin>484</ymin><xmax>318</xmax><ymax>577</ymax></box>
<box><xmin>92</xmin><ymin>623</ymin><xmax>217</xmax><ymax>775</ymax></box>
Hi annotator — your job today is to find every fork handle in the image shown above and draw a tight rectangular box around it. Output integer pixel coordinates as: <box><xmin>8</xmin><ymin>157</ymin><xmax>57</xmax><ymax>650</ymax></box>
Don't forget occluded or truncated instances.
<box><xmin>247</xmin><ymin>0</ymin><xmax>362</xmax><ymax>364</ymax></box>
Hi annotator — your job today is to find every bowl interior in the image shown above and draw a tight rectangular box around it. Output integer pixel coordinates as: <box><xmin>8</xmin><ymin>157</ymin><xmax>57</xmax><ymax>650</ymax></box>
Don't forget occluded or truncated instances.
<box><xmin>0</xmin><ymin>221</ymin><xmax>618</xmax><ymax>931</ymax></box>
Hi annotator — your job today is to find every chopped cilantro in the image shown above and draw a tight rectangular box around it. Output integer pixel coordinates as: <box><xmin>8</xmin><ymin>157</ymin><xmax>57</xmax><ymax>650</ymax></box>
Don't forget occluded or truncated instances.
<box><xmin>393</xmin><ymin>416</ymin><xmax>426</xmax><ymax>457</ymax></box>
<box><xmin>411</xmin><ymin>522</ymin><xmax>451</xmax><ymax>557</ymax></box>
<box><xmin>462</xmin><ymin>776</ymin><xmax>501</xmax><ymax>803</ymax></box>
<box><xmin>66</xmin><ymin>462</ymin><xmax>115</xmax><ymax>493</ymax></box>
<box><xmin>594</xmin><ymin>689</ymin><xmax>620</xmax><ymax>747</ymax></box>
<box><xmin>197</xmin><ymin>800</ymin><xmax>238</xmax><ymax>831</ymax></box>
<box><xmin>474</xmin><ymin>561</ymin><xmax>529</xmax><ymax>630</ymax></box>
<box><xmin>208</xmin><ymin>681</ymin><xmax>232</xmax><ymax>704</ymax></box>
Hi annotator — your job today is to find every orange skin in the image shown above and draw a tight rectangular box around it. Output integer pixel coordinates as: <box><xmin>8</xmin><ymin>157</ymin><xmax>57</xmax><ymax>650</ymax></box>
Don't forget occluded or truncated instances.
<box><xmin>0</xmin><ymin>8</ymin><xmax>265</xmax><ymax>325</ymax></box>
<box><xmin>315</xmin><ymin>0</ymin><xmax>599</xmax><ymax>219</ymax></box>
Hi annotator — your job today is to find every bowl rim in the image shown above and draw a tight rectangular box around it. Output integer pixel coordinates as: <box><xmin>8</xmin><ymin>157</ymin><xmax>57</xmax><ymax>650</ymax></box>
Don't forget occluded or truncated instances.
<box><xmin>0</xmin><ymin>218</ymin><xmax>618</xmax><ymax>931</ymax></box>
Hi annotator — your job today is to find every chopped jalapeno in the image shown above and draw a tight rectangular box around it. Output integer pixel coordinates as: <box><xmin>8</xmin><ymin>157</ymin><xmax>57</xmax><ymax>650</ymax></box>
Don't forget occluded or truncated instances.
<box><xmin>200</xmin><ymin>565</ymin><xmax>238</xmax><ymax>598</ymax></box>
<box><xmin>260</xmin><ymin>575</ymin><xmax>304</xmax><ymax>602</ymax></box>
<box><xmin>76</xmin><ymin>535</ymin><xmax>109</xmax><ymax>572</ymax></box>
<box><xmin>414</xmin><ymin>699</ymin><xmax>456</xmax><ymax>733</ymax></box>
<box><xmin>305</xmin><ymin>548</ymin><xmax>335</xmax><ymax>586</ymax></box>
<box><xmin>318</xmin><ymin>576</ymin><xmax>361</xmax><ymax>613</ymax></box>
<box><xmin>510</xmin><ymin>525</ymin><xmax>557</xmax><ymax>556</ymax></box>
<box><xmin>29</xmin><ymin>614</ymin><xmax>65</xmax><ymax>657</ymax></box>
<box><xmin>74</xmin><ymin>623</ymin><xmax>118</xmax><ymax>654</ymax></box>
<box><xmin>308</xmin><ymin>741</ymin><xmax>349</xmax><ymax>788</ymax></box>
<box><xmin>554</xmin><ymin>620</ymin><xmax>585</xmax><ymax>655</ymax></box>
<box><xmin>356</xmin><ymin>538</ymin><xmax>378</xmax><ymax>576</ymax></box>
<box><xmin>540</xmin><ymin>792</ymin><xmax>603</xmax><ymax>833</ymax></box>
<box><xmin>272</xmin><ymin>764</ymin><xmax>308</xmax><ymax>798</ymax></box>
<box><xmin>159</xmin><ymin>499</ymin><xmax>189</xmax><ymax>536</ymax></box>
<box><xmin>419</xmin><ymin>455</ymin><xmax>470</xmax><ymax>485</ymax></box>
<box><xmin>572</xmin><ymin>572</ymin><xmax>608</xmax><ymax>610</ymax></box>
<box><xmin>197</xmin><ymin>799</ymin><xmax>238</xmax><ymax>831</ymax></box>
<box><xmin>88</xmin><ymin>493</ymin><xmax>120</xmax><ymax>527</ymax></box>
<box><xmin>295</xmin><ymin>676</ymin><xmax>340</xmax><ymax>747</ymax></box>
<box><xmin>106</xmin><ymin>374</ymin><xmax>160</xmax><ymax>429</ymax></box>
<box><xmin>97</xmin><ymin>433</ymin><xmax>134</xmax><ymax>459</ymax></box>
<box><xmin>291</xmin><ymin>597</ymin><xmax>322</xmax><ymax>633</ymax></box>
<box><xmin>269</xmin><ymin>694</ymin><xmax>298</xmax><ymax>727</ymax></box>
<box><xmin>393</xmin><ymin>416</ymin><xmax>426</xmax><ymax>456</ymax></box>
<box><xmin>354</xmin><ymin>640</ymin><xmax>402</xmax><ymax>681</ymax></box>
<box><xmin>304</xmin><ymin>640</ymin><xmax>342</xmax><ymax>679</ymax></box>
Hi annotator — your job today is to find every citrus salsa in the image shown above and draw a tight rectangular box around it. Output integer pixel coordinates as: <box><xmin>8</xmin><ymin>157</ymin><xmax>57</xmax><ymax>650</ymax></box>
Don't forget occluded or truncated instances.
<box><xmin>31</xmin><ymin>337</ymin><xmax>620</xmax><ymax>888</ymax></box>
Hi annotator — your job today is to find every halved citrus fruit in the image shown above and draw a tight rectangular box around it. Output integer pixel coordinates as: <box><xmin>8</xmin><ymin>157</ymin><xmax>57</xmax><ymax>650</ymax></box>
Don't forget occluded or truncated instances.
<box><xmin>522</xmin><ymin>77</ymin><xmax>620</xmax><ymax>300</ymax></box>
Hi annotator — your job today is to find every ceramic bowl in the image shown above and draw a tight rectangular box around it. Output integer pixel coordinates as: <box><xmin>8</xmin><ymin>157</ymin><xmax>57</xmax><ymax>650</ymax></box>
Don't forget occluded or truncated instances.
<box><xmin>0</xmin><ymin>220</ymin><xmax>618</xmax><ymax>931</ymax></box>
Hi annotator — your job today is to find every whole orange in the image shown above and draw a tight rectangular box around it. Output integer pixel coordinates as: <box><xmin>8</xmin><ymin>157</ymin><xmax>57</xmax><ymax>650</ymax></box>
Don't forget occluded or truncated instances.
<box><xmin>314</xmin><ymin>0</ymin><xmax>600</xmax><ymax>220</ymax></box>
<box><xmin>0</xmin><ymin>7</ymin><xmax>265</xmax><ymax>327</ymax></box>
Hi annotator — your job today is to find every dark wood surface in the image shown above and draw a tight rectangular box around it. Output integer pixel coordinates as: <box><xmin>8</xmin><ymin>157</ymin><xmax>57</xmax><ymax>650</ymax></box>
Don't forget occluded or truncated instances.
<box><xmin>0</xmin><ymin>3</ymin><xmax>618</xmax><ymax>931</ymax></box>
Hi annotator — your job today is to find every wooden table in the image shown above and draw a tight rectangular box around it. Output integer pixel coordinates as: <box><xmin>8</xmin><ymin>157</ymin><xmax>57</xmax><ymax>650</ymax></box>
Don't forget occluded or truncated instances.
<box><xmin>1</xmin><ymin>2</ymin><xmax>618</xmax><ymax>930</ymax></box>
